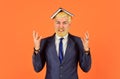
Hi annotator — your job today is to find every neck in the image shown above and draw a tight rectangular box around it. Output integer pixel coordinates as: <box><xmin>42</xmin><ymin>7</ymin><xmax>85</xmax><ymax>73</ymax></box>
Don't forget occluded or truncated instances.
<box><xmin>56</xmin><ymin>33</ymin><xmax>68</xmax><ymax>37</ymax></box>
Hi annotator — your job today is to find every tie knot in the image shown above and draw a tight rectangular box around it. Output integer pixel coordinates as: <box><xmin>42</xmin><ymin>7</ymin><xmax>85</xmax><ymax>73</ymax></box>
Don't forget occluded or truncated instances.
<box><xmin>60</xmin><ymin>38</ymin><xmax>64</xmax><ymax>41</ymax></box>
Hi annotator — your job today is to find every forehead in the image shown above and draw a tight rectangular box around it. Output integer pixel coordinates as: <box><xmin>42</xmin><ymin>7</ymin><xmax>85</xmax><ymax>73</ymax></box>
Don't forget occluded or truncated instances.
<box><xmin>55</xmin><ymin>17</ymin><xmax>69</xmax><ymax>22</ymax></box>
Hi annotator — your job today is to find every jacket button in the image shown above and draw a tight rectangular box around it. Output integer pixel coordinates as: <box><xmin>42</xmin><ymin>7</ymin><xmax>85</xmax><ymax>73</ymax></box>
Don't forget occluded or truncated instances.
<box><xmin>60</xmin><ymin>74</ymin><xmax>62</xmax><ymax>77</ymax></box>
<box><xmin>60</xmin><ymin>66</ymin><xmax>63</xmax><ymax>69</ymax></box>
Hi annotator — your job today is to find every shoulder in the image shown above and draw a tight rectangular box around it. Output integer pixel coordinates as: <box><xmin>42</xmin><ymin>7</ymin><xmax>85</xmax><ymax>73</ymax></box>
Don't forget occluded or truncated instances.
<box><xmin>69</xmin><ymin>34</ymin><xmax>84</xmax><ymax>49</ymax></box>
<box><xmin>69</xmin><ymin>33</ymin><xmax>81</xmax><ymax>41</ymax></box>
<box><xmin>41</xmin><ymin>34</ymin><xmax>55</xmax><ymax>42</ymax></box>
<box><xmin>69</xmin><ymin>33</ymin><xmax>83</xmax><ymax>45</ymax></box>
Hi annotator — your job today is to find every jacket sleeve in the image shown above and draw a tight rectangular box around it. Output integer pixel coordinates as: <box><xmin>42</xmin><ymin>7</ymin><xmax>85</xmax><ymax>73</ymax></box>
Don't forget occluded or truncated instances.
<box><xmin>32</xmin><ymin>39</ymin><xmax>46</xmax><ymax>72</ymax></box>
<box><xmin>78</xmin><ymin>38</ymin><xmax>92</xmax><ymax>72</ymax></box>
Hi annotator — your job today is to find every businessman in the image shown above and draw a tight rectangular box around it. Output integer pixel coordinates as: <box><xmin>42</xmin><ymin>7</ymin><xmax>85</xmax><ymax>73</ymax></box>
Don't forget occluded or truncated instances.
<box><xmin>32</xmin><ymin>8</ymin><xmax>91</xmax><ymax>79</ymax></box>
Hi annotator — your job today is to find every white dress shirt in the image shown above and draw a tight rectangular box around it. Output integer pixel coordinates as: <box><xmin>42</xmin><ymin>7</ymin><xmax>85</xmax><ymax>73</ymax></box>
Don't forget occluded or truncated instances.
<box><xmin>55</xmin><ymin>34</ymin><xmax>68</xmax><ymax>56</ymax></box>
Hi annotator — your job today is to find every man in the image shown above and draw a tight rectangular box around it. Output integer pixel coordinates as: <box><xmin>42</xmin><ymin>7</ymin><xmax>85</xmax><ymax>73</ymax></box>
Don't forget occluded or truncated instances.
<box><xmin>32</xmin><ymin>8</ymin><xmax>91</xmax><ymax>79</ymax></box>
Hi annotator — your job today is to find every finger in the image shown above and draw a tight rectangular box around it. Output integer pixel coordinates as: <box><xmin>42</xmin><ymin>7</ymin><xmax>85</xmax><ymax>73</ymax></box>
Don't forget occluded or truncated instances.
<box><xmin>86</xmin><ymin>31</ymin><xmax>89</xmax><ymax>38</ymax></box>
<box><xmin>36</xmin><ymin>32</ymin><xmax>39</xmax><ymax>39</ymax></box>
<box><xmin>81</xmin><ymin>37</ymin><xmax>84</xmax><ymax>44</ymax></box>
<box><xmin>33</xmin><ymin>30</ymin><xmax>36</xmax><ymax>39</ymax></box>
<box><xmin>85</xmin><ymin>32</ymin><xmax>89</xmax><ymax>40</ymax></box>
<box><xmin>84</xmin><ymin>36</ymin><xmax>88</xmax><ymax>43</ymax></box>
<box><xmin>85</xmin><ymin>32</ymin><xmax>88</xmax><ymax>39</ymax></box>
<box><xmin>38</xmin><ymin>36</ymin><xmax>42</xmax><ymax>41</ymax></box>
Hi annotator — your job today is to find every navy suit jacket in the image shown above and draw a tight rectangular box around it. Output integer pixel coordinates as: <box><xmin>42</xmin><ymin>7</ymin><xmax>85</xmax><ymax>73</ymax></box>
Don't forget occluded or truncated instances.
<box><xmin>32</xmin><ymin>33</ymin><xmax>91</xmax><ymax>79</ymax></box>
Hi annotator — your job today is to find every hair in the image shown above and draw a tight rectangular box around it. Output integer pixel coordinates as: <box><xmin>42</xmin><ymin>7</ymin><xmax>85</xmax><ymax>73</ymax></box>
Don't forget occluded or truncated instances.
<box><xmin>55</xmin><ymin>12</ymin><xmax>72</xmax><ymax>23</ymax></box>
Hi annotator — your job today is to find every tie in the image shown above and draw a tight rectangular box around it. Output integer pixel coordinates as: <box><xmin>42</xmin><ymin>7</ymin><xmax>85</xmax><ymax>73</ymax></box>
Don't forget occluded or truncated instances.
<box><xmin>59</xmin><ymin>38</ymin><xmax>64</xmax><ymax>64</ymax></box>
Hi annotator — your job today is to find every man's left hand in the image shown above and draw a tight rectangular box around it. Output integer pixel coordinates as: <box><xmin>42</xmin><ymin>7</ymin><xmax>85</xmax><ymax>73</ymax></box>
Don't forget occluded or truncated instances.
<box><xmin>81</xmin><ymin>32</ymin><xmax>90</xmax><ymax>51</ymax></box>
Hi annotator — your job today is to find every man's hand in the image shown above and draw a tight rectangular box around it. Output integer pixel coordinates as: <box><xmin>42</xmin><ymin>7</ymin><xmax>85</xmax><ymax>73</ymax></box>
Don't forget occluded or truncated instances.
<box><xmin>81</xmin><ymin>32</ymin><xmax>89</xmax><ymax>51</ymax></box>
<box><xmin>33</xmin><ymin>31</ymin><xmax>42</xmax><ymax>52</ymax></box>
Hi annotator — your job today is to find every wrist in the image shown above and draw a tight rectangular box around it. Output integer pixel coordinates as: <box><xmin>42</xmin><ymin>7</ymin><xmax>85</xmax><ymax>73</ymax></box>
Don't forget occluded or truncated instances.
<box><xmin>34</xmin><ymin>47</ymin><xmax>40</xmax><ymax>50</ymax></box>
<box><xmin>84</xmin><ymin>48</ymin><xmax>90</xmax><ymax>54</ymax></box>
<box><xmin>84</xmin><ymin>47</ymin><xmax>90</xmax><ymax>51</ymax></box>
<box><xmin>34</xmin><ymin>48</ymin><xmax>40</xmax><ymax>54</ymax></box>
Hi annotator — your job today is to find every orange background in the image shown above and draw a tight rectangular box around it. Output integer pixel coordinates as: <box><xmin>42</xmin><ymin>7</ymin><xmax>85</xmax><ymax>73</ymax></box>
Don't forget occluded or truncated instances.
<box><xmin>0</xmin><ymin>0</ymin><xmax>120</xmax><ymax>79</ymax></box>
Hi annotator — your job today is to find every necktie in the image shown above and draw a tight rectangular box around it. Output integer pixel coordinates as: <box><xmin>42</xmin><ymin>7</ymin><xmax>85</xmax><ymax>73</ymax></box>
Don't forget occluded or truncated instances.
<box><xmin>59</xmin><ymin>38</ymin><xmax>64</xmax><ymax>64</ymax></box>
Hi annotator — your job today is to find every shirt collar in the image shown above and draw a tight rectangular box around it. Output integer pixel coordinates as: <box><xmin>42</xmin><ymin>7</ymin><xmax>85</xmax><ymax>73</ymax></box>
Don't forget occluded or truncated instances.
<box><xmin>55</xmin><ymin>33</ymin><xmax>68</xmax><ymax>40</ymax></box>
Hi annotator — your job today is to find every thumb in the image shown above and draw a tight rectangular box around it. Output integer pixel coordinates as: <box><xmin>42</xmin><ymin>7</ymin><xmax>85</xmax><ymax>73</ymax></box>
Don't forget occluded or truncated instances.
<box><xmin>81</xmin><ymin>37</ymin><xmax>84</xmax><ymax>44</ymax></box>
<box><xmin>38</xmin><ymin>36</ymin><xmax>42</xmax><ymax>41</ymax></box>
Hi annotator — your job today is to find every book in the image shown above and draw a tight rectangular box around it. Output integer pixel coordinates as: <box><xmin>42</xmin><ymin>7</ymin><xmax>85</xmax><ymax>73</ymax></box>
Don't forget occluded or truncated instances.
<box><xmin>50</xmin><ymin>8</ymin><xmax>74</xmax><ymax>19</ymax></box>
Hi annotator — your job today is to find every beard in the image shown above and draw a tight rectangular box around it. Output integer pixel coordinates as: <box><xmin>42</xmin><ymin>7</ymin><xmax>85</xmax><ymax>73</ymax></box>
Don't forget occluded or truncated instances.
<box><xmin>56</xmin><ymin>28</ymin><xmax>68</xmax><ymax>37</ymax></box>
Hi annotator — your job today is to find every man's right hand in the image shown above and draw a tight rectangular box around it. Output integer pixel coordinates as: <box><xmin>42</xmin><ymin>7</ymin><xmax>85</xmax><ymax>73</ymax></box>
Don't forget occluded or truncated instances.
<box><xmin>33</xmin><ymin>31</ymin><xmax>42</xmax><ymax>53</ymax></box>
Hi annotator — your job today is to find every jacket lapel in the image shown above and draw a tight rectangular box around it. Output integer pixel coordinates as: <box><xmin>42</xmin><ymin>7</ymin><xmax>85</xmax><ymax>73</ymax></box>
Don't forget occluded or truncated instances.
<box><xmin>48</xmin><ymin>34</ymin><xmax>60</xmax><ymax>64</ymax></box>
<box><xmin>62</xmin><ymin>34</ymin><xmax>75</xmax><ymax>64</ymax></box>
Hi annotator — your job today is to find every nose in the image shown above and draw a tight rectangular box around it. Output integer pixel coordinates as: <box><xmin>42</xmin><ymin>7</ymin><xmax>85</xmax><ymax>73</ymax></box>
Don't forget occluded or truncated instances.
<box><xmin>59</xmin><ymin>23</ymin><xmax>63</xmax><ymax>28</ymax></box>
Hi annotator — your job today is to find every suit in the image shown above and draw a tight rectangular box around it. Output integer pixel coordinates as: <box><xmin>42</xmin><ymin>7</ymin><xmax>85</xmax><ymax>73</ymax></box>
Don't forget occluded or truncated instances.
<box><xmin>32</xmin><ymin>33</ymin><xmax>91</xmax><ymax>79</ymax></box>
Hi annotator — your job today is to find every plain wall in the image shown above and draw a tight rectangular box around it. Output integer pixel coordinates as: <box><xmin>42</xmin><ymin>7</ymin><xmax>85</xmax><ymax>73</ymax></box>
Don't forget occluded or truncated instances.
<box><xmin>0</xmin><ymin>0</ymin><xmax>120</xmax><ymax>79</ymax></box>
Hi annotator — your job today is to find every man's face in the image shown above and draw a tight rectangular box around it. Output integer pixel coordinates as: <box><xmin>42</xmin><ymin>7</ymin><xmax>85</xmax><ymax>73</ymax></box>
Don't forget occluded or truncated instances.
<box><xmin>54</xmin><ymin>16</ymin><xmax>71</xmax><ymax>37</ymax></box>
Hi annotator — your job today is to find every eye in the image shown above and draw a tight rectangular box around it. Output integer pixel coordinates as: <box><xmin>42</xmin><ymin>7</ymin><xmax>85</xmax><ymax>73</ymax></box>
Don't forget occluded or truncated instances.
<box><xmin>63</xmin><ymin>21</ymin><xmax>68</xmax><ymax>25</ymax></box>
<box><xmin>56</xmin><ymin>21</ymin><xmax>60</xmax><ymax>24</ymax></box>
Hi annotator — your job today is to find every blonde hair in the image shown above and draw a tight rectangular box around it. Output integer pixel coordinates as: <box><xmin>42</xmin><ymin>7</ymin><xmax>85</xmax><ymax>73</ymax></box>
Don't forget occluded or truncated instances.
<box><xmin>55</xmin><ymin>12</ymin><xmax>72</xmax><ymax>23</ymax></box>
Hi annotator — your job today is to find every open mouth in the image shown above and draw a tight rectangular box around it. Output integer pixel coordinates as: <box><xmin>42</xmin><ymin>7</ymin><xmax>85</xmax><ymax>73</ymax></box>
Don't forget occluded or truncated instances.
<box><xmin>58</xmin><ymin>29</ymin><xmax>64</xmax><ymax>32</ymax></box>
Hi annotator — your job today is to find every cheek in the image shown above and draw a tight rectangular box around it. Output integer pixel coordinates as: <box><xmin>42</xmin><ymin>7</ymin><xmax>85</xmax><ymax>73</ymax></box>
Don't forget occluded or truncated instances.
<box><xmin>54</xmin><ymin>25</ymin><xmax>59</xmax><ymax>31</ymax></box>
<box><xmin>55</xmin><ymin>24</ymin><xmax>60</xmax><ymax>28</ymax></box>
<box><xmin>64</xmin><ymin>24</ymin><xmax>70</xmax><ymax>29</ymax></box>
